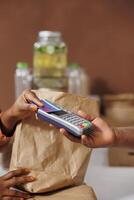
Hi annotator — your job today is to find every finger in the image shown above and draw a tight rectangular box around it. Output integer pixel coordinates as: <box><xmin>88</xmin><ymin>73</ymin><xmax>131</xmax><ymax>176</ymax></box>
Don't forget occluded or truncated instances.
<box><xmin>0</xmin><ymin>135</ymin><xmax>10</xmax><ymax>146</ymax></box>
<box><xmin>92</xmin><ymin>117</ymin><xmax>109</xmax><ymax>131</ymax></box>
<box><xmin>2</xmin><ymin>168</ymin><xmax>30</xmax><ymax>180</ymax></box>
<box><xmin>3</xmin><ymin>189</ymin><xmax>32</xmax><ymax>199</ymax></box>
<box><xmin>49</xmin><ymin>124</ymin><xmax>54</xmax><ymax>127</ymax></box>
<box><xmin>21</xmin><ymin>103</ymin><xmax>38</xmax><ymax>113</ymax></box>
<box><xmin>49</xmin><ymin>124</ymin><xmax>58</xmax><ymax>129</ymax></box>
<box><xmin>2</xmin><ymin>197</ymin><xmax>24</xmax><ymax>200</ymax></box>
<box><xmin>23</xmin><ymin>90</ymin><xmax>43</xmax><ymax>107</ymax></box>
<box><xmin>81</xmin><ymin>135</ymin><xmax>89</xmax><ymax>145</ymax></box>
<box><xmin>5</xmin><ymin>176</ymin><xmax>36</xmax><ymax>188</ymax></box>
<box><xmin>29</xmin><ymin>104</ymin><xmax>38</xmax><ymax>112</ymax></box>
<box><xmin>77</xmin><ymin>110</ymin><xmax>93</xmax><ymax>121</ymax></box>
<box><xmin>61</xmin><ymin>129</ymin><xmax>81</xmax><ymax>143</ymax></box>
<box><xmin>81</xmin><ymin>134</ymin><xmax>95</xmax><ymax>148</ymax></box>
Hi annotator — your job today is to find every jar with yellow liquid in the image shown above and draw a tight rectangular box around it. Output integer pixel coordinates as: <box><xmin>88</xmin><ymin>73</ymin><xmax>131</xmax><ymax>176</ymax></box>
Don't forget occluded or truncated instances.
<box><xmin>33</xmin><ymin>31</ymin><xmax>68</xmax><ymax>91</ymax></box>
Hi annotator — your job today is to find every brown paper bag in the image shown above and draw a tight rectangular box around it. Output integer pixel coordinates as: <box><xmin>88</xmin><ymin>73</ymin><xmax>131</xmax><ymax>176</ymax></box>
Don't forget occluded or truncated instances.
<box><xmin>32</xmin><ymin>184</ymin><xmax>97</xmax><ymax>200</ymax></box>
<box><xmin>10</xmin><ymin>89</ymin><xmax>99</xmax><ymax>193</ymax></box>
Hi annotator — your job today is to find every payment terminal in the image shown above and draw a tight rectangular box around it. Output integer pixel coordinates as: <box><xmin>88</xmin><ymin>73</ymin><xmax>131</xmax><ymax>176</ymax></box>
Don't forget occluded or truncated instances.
<box><xmin>37</xmin><ymin>99</ymin><xmax>94</xmax><ymax>137</ymax></box>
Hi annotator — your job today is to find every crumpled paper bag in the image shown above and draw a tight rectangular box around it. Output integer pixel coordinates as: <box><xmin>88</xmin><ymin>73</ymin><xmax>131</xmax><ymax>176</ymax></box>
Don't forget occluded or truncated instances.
<box><xmin>32</xmin><ymin>184</ymin><xmax>97</xmax><ymax>200</ymax></box>
<box><xmin>10</xmin><ymin>89</ymin><xmax>99</xmax><ymax>193</ymax></box>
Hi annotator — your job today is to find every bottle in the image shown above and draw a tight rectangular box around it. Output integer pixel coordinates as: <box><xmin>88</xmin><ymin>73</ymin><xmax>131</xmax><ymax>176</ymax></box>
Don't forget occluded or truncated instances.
<box><xmin>33</xmin><ymin>31</ymin><xmax>68</xmax><ymax>91</ymax></box>
<box><xmin>15</xmin><ymin>62</ymin><xmax>32</xmax><ymax>98</ymax></box>
<box><xmin>68</xmin><ymin>63</ymin><xmax>80</xmax><ymax>94</ymax></box>
<box><xmin>68</xmin><ymin>63</ymin><xmax>89</xmax><ymax>96</ymax></box>
<box><xmin>79</xmin><ymin>67</ymin><xmax>89</xmax><ymax>96</ymax></box>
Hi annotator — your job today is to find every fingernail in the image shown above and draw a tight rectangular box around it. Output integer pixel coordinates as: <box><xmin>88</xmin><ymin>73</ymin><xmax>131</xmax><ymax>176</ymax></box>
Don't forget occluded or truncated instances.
<box><xmin>30</xmin><ymin>176</ymin><xmax>37</xmax><ymax>181</ymax></box>
<box><xmin>24</xmin><ymin>168</ymin><xmax>30</xmax><ymax>173</ymax></box>
<box><xmin>60</xmin><ymin>129</ymin><xmax>65</xmax><ymax>134</ymax></box>
<box><xmin>82</xmin><ymin>135</ymin><xmax>86</xmax><ymax>139</ymax></box>
<box><xmin>31</xmin><ymin>105</ymin><xmax>37</xmax><ymax>111</ymax></box>
<box><xmin>81</xmin><ymin>135</ymin><xmax>87</xmax><ymax>142</ymax></box>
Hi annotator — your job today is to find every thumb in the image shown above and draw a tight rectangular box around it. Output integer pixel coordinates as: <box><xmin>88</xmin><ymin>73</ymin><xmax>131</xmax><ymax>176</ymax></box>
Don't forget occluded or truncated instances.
<box><xmin>81</xmin><ymin>135</ymin><xmax>94</xmax><ymax>148</ymax></box>
<box><xmin>24</xmin><ymin>104</ymin><xmax>38</xmax><ymax>112</ymax></box>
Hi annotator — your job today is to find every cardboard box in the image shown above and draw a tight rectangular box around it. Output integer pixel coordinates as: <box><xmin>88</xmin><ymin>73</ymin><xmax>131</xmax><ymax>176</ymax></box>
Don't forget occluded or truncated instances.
<box><xmin>103</xmin><ymin>94</ymin><xmax>134</xmax><ymax>167</ymax></box>
<box><xmin>109</xmin><ymin>147</ymin><xmax>134</xmax><ymax>167</ymax></box>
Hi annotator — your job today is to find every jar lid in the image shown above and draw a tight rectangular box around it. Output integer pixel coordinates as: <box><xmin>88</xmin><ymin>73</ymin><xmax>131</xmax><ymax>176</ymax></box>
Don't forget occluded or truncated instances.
<box><xmin>39</xmin><ymin>31</ymin><xmax>61</xmax><ymax>38</ymax></box>
<box><xmin>68</xmin><ymin>63</ymin><xmax>80</xmax><ymax>69</ymax></box>
<box><xmin>16</xmin><ymin>62</ymin><xmax>28</xmax><ymax>69</ymax></box>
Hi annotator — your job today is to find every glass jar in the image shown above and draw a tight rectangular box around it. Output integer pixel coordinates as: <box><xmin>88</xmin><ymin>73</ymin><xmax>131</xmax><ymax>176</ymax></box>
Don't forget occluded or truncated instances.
<box><xmin>33</xmin><ymin>31</ymin><xmax>68</xmax><ymax>90</ymax></box>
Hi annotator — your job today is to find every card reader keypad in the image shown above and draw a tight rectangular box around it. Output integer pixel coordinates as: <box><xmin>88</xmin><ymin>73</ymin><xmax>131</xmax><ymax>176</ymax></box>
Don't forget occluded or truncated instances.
<box><xmin>60</xmin><ymin>113</ymin><xmax>91</xmax><ymax>128</ymax></box>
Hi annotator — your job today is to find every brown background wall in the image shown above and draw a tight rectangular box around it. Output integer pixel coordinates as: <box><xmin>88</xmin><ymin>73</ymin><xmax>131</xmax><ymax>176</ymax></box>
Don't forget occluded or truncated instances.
<box><xmin>0</xmin><ymin>0</ymin><xmax>134</xmax><ymax>109</ymax></box>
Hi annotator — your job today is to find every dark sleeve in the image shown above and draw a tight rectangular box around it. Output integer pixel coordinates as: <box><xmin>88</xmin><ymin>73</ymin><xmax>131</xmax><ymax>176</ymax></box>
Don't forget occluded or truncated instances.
<box><xmin>0</xmin><ymin>112</ymin><xmax>16</xmax><ymax>137</ymax></box>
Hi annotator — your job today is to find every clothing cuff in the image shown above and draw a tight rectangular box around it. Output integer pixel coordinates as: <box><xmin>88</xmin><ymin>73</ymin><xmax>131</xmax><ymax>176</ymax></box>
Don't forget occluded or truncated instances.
<box><xmin>0</xmin><ymin>118</ymin><xmax>17</xmax><ymax>137</ymax></box>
